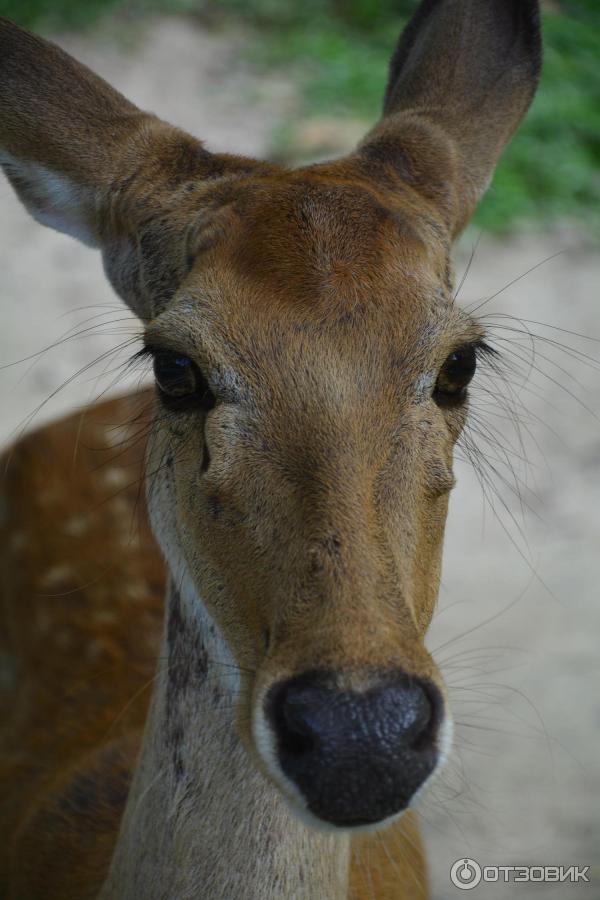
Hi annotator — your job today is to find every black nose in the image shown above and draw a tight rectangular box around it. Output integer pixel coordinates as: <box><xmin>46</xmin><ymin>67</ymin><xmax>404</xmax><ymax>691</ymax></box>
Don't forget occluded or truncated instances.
<box><xmin>266</xmin><ymin>670</ymin><xmax>442</xmax><ymax>827</ymax></box>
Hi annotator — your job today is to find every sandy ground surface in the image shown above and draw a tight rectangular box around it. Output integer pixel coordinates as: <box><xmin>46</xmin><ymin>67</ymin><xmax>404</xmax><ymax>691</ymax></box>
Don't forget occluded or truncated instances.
<box><xmin>1</xmin><ymin>17</ymin><xmax>598</xmax><ymax>899</ymax></box>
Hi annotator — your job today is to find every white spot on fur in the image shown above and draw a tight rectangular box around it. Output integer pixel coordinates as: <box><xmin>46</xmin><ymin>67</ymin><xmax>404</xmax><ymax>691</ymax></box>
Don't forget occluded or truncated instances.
<box><xmin>102</xmin><ymin>468</ymin><xmax>129</xmax><ymax>488</ymax></box>
<box><xmin>63</xmin><ymin>515</ymin><xmax>90</xmax><ymax>537</ymax></box>
<box><xmin>103</xmin><ymin>424</ymin><xmax>134</xmax><ymax>449</ymax></box>
<box><xmin>125</xmin><ymin>580</ymin><xmax>150</xmax><ymax>602</ymax></box>
<box><xmin>39</xmin><ymin>563</ymin><xmax>73</xmax><ymax>589</ymax></box>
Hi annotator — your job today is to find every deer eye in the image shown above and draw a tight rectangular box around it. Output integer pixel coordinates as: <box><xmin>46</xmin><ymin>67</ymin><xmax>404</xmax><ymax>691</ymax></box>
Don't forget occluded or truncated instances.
<box><xmin>152</xmin><ymin>350</ymin><xmax>215</xmax><ymax>412</ymax></box>
<box><xmin>433</xmin><ymin>345</ymin><xmax>477</xmax><ymax>407</ymax></box>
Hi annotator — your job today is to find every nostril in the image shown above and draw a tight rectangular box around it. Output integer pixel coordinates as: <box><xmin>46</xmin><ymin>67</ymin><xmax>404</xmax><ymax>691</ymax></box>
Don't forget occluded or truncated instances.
<box><xmin>272</xmin><ymin>684</ymin><xmax>319</xmax><ymax>758</ymax></box>
<box><xmin>407</xmin><ymin>678</ymin><xmax>442</xmax><ymax>752</ymax></box>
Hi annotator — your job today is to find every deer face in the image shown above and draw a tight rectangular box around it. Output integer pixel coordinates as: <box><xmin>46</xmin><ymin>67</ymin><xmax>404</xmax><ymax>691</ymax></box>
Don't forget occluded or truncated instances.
<box><xmin>142</xmin><ymin>173</ymin><xmax>482</xmax><ymax>827</ymax></box>
<box><xmin>0</xmin><ymin>0</ymin><xmax>540</xmax><ymax>831</ymax></box>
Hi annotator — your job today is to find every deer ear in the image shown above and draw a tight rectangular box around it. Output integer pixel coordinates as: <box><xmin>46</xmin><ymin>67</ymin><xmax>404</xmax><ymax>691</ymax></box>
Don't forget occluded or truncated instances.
<box><xmin>357</xmin><ymin>0</ymin><xmax>542</xmax><ymax>236</ymax></box>
<box><xmin>0</xmin><ymin>18</ymin><xmax>256</xmax><ymax>318</ymax></box>
<box><xmin>0</xmin><ymin>155</ymin><xmax>101</xmax><ymax>247</ymax></box>
<box><xmin>0</xmin><ymin>17</ymin><xmax>163</xmax><ymax>248</ymax></box>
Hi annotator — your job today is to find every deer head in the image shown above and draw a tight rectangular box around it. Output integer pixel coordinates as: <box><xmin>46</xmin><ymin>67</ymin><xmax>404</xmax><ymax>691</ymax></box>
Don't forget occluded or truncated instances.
<box><xmin>0</xmin><ymin>0</ymin><xmax>541</xmax><ymax>831</ymax></box>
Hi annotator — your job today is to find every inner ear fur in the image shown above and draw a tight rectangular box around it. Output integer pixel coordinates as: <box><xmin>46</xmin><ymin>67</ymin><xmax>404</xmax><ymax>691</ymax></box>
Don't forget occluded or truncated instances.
<box><xmin>0</xmin><ymin>17</ymin><xmax>267</xmax><ymax>318</ymax></box>
<box><xmin>357</xmin><ymin>0</ymin><xmax>542</xmax><ymax>236</ymax></box>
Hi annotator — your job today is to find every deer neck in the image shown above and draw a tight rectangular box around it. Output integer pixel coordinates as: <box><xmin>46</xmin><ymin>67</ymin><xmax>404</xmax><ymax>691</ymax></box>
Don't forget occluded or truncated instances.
<box><xmin>100</xmin><ymin>576</ymin><xmax>350</xmax><ymax>900</ymax></box>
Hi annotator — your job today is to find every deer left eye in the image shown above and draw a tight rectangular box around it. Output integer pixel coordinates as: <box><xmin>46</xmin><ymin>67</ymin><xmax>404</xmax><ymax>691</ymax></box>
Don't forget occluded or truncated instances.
<box><xmin>433</xmin><ymin>345</ymin><xmax>477</xmax><ymax>406</ymax></box>
<box><xmin>152</xmin><ymin>350</ymin><xmax>215</xmax><ymax>412</ymax></box>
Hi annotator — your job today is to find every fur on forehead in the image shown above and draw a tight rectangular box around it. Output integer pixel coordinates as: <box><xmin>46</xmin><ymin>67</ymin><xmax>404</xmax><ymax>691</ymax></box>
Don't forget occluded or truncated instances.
<box><xmin>179</xmin><ymin>169</ymin><xmax>454</xmax><ymax>318</ymax></box>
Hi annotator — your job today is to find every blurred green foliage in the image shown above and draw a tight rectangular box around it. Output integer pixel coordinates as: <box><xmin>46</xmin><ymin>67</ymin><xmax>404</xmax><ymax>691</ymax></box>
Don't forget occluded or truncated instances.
<box><xmin>1</xmin><ymin>0</ymin><xmax>598</xmax><ymax>232</ymax></box>
<box><xmin>0</xmin><ymin>0</ymin><xmax>117</xmax><ymax>29</ymax></box>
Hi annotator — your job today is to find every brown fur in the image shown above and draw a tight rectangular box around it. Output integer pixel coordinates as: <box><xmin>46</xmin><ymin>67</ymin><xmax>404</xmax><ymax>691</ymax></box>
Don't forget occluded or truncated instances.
<box><xmin>0</xmin><ymin>4</ymin><xmax>541</xmax><ymax>897</ymax></box>
<box><xmin>0</xmin><ymin>395</ymin><xmax>161</xmax><ymax>898</ymax></box>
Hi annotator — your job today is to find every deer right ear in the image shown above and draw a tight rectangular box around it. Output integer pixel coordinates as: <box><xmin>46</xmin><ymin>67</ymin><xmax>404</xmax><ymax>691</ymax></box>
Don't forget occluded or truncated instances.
<box><xmin>0</xmin><ymin>18</ymin><xmax>252</xmax><ymax>318</ymax></box>
<box><xmin>0</xmin><ymin>17</ymin><xmax>173</xmax><ymax>248</ymax></box>
<box><xmin>357</xmin><ymin>0</ymin><xmax>542</xmax><ymax>236</ymax></box>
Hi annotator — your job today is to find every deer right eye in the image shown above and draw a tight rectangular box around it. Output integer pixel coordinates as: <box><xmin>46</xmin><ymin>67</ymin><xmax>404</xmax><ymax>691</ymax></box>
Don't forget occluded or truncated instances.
<box><xmin>152</xmin><ymin>350</ymin><xmax>215</xmax><ymax>412</ymax></box>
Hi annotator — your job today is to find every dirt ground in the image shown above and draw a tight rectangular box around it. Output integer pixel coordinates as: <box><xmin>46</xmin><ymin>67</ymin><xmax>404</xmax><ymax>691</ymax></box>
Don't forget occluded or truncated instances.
<box><xmin>0</xmin><ymin>17</ymin><xmax>598</xmax><ymax>899</ymax></box>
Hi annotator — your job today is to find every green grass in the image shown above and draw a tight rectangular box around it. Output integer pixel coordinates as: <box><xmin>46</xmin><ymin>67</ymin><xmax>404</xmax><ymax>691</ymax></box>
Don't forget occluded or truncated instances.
<box><xmin>2</xmin><ymin>0</ymin><xmax>599</xmax><ymax>233</ymax></box>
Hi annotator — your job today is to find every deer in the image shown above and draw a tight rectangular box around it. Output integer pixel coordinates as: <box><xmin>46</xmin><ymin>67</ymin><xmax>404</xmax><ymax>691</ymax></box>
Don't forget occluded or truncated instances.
<box><xmin>0</xmin><ymin>2</ymin><xmax>542</xmax><ymax>898</ymax></box>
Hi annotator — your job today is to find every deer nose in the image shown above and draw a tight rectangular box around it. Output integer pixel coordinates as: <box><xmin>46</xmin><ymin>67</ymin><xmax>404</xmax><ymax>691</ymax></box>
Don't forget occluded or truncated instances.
<box><xmin>266</xmin><ymin>670</ymin><xmax>442</xmax><ymax>828</ymax></box>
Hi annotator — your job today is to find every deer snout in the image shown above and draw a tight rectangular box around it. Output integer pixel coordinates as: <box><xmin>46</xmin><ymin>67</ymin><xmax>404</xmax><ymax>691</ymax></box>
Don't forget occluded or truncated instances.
<box><xmin>263</xmin><ymin>670</ymin><xmax>443</xmax><ymax>828</ymax></box>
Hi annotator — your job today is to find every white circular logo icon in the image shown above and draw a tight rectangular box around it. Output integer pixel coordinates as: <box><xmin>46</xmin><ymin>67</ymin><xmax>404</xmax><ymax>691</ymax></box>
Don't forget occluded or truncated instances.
<box><xmin>450</xmin><ymin>858</ymin><xmax>482</xmax><ymax>890</ymax></box>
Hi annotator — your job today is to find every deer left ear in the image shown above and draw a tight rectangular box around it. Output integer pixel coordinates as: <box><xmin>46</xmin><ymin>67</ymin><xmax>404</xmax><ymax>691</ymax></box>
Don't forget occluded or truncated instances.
<box><xmin>357</xmin><ymin>0</ymin><xmax>542</xmax><ymax>236</ymax></box>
